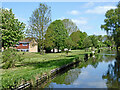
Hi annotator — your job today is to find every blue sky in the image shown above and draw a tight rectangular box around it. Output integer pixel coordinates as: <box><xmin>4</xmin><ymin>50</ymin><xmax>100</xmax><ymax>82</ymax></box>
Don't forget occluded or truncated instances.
<box><xmin>2</xmin><ymin>2</ymin><xmax>118</xmax><ymax>35</ymax></box>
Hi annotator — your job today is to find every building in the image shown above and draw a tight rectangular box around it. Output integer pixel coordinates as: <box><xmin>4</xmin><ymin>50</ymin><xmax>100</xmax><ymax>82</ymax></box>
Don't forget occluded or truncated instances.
<box><xmin>15</xmin><ymin>38</ymin><xmax>38</xmax><ymax>52</ymax></box>
<box><xmin>51</xmin><ymin>48</ymin><xmax>71</xmax><ymax>53</ymax></box>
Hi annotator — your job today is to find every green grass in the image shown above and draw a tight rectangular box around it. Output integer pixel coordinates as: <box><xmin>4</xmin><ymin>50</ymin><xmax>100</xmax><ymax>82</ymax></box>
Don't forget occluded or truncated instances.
<box><xmin>1</xmin><ymin>50</ymin><xmax>89</xmax><ymax>89</ymax></box>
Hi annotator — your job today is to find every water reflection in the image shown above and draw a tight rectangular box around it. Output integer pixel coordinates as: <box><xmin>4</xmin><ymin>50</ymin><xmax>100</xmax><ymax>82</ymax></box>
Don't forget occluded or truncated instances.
<box><xmin>102</xmin><ymin>51</ymin><xmax>120</xmax><ymax>88</ymax></box>
<box><xmin>44</xmin><ymin>50</ymin><xmax>119</xmax><ymax>88</ymax></box>
<box><xmin>50</xmin><ymin>68</ymin><xmax>81</xmax><ymax>85</ymax></box>
<box><xmin>78</xmin><ymin>54</ymin><xmax>103</xmax><ymax>69</ymax></box>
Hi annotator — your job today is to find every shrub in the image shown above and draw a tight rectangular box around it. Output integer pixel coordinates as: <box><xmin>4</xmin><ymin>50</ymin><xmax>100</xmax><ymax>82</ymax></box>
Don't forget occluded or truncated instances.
<box><xmin>2</xmin><ymin>48</ymin><xmax>24</xmax><ymax>69</ymax></box>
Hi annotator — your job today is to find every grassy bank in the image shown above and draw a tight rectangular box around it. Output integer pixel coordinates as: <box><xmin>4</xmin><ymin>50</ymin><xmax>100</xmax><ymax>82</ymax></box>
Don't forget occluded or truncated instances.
<box><xmin>1</xmin><ymin>50</ymin><xmax>88</xmax><ymax>89</ymax></box>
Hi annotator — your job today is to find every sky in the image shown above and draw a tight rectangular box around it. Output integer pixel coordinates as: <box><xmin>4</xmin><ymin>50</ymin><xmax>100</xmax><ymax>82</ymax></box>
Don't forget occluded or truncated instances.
<box><xmin>1</xmin><ymin>1</ymin><xmax>118</xmax><ymax>35</ymax></box>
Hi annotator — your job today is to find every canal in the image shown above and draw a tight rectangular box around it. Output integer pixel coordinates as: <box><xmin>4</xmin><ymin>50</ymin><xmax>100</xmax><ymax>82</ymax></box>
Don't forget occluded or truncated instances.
<box><xmin>39</xmin><ymin>50</ymin><xmax>120</xmax><ymax>88</ymax></box>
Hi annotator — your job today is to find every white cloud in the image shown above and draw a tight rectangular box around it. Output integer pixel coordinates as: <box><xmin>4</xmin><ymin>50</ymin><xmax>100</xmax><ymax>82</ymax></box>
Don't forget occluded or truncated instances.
<box><xmin>68</xmin><ymin>10</ymin><xmax>80</xmax><ymax>15</ymax></box>
<box><xmin>58</xmin><ymin>17</ymin><xmax>88</xmax><ymax>32</ymax></box>
<box><xmin>5</xmin><ymin>8</ymin><xmax>10</xmax><ymax>11</ymax></box>
<box><xmin>58</xmin><ymin>16</ymin><xmax>65</xmax><ymax>20</ymax></box>
<box><xmin>71</xmin><ymin>17</ymin><xmax>88</xmax><ymax>25</ymax></box>
<box><xmin>58</xmin><ymin>17</ymin><xmax>88</xmax><ymax>25</ymax></box>
<box><xmin>15</xmin><ymin>15</ymin><xmax>27</xmax><ymax>23</ymax></box>
<box><xmin>87</xmin><ymin>81</ymin><xmax>106</xmax><ymax>88</ymax></box>
<box><xmin>86</xmin><ymin>5</ymin><xmax>117</xmax><ymax>14</ymax></box>
<box><xmin>83</xmin><ymin>2</ymin><xmax>94</xmax><ymax>8</ymax></box>
<box><xmin>93</xmin><ymin>31</ymin><xmax>107</xmax><ymax>36</ymax></box>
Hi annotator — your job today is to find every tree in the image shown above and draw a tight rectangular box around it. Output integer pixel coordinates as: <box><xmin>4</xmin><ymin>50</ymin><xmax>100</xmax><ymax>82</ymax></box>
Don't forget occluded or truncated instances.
<box><xmin>0</xmin><ymin>31</ymin><xmax>1</xmax><ymax>51</ymax></box>
<box><xmin>97</xmin><ymin>35</ymin><xmax>103</xmax><ymax>42</ymax></box>
<box><xmin>70</xmin><ymin>30</ymin><xmax>87</xmax><ymax>49</ymax></box>
<box><xmin>62</xmin><ymin>19</ymin><xmax>78</xmax><ymax>35</ymax></box>
<box><xmin>104</xmin><ymin>40</ymin><xmax>112</xmax><ymax>47</ymax></box>
<box><xmin>1</xmin><ymin>8</ymin><xmax>25</xmax><ymax>49</ymax></box>
<box><xmin>27</xmin><ymin>3</ymin><xmax>51</xmax><ymax>54</ymax></box>
<box><xmin>70</xmin><ymin>31</ymin><xmax>80</xmax><ymax>49</ymax></box>
<box><xmin>78</xmin><ymin>32</ymin><xmax>87</xmax><ymax>49</ymax></box>
<box><xmin>44</xmin><ymin>22</ymin><xmax>55</xmax><ymax>52</ymax></box>
<box><xmin>45</xmin><ymin>20</ymin><xmax>68</xmax><ymax>52</ymax></box>
<box><xmin>83</xmin><ymin>36</ymin><xmax>93</xmax><ymax>48</ymax></box>
<box><xmin>65</xmin><ymin>37</ymin><xmax>74</xmax><ymax>50</ymax></box>
<box><xmin>89</xmin><ymin>35</ymin><xmax>98</xmax><ymax>48</ymax></box>
<box><xmin>101</xmin><ymin>2</ymin><xmax>120</xmax><ymax>50</ymax></box>
<box><xmin>102</xmin><ymin>54</ymin><xmax>120</xmax><ymax>88</ymax></box>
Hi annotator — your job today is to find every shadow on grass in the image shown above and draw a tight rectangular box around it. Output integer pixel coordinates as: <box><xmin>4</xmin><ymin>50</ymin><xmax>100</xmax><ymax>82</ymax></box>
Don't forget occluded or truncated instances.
<box><xmin>16</xmin><ymin>53</ymin><xmax>85</xmax><ymax>69</ymax></box>
<box><xmin>66</xmin><ymin>54</ymin><xmax>85</xmax><ymax>57</ymax></box>
<box><xmin>15</xmin><ymin>57</ymin><xmax>75</xmax><ymax>69</ymax></box>
<box><xmin>79</xmin><ymin>54</ymin><xmax>85</xmax><ymax>55</ymax></box>
<box><xmin>66</xmin><ymin>55</ymin><xmax>77</xmax><ymax>57</ymax></box>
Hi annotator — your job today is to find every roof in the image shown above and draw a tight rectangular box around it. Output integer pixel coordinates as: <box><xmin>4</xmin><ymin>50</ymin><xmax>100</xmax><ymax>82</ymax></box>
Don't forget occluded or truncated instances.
<box><xmin>19</xmin><ymin>38</ymin><xmax>35</xmax><ymax>43</ymax></box>
<box><xmin>19</xmin><ymin>38</ymin><xmax>31</xmax><ymax>43</ymax></box>
<box><xmin>16</xmin><ymin>45</ymin><xmax>29</xmax><ymax>49</ymax></box>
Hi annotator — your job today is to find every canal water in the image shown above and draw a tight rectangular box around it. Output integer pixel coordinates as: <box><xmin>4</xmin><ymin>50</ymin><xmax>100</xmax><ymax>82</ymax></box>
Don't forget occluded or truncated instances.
<box><xmin>28</xmin><ymin>50</ymin><xmax>119</xmax><ymax>89</ymax></box>
<box><xmin>40</xmin><ymin>50</ymin><xmax>120</xmax><ymax>89</ymax></box>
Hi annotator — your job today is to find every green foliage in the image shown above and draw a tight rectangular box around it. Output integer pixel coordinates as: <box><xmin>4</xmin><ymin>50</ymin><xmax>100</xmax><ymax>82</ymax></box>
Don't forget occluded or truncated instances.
<box><xmin>83</xmin><ymin>35</ymin><xmax>107</xmax><ymax>49</ymax></box>
<box><xmin>2</xmin><ymin>48</ymin><xmax>24</xmax><ymax>69</ymax></box>
<box><xmin>103</xmin><ymin>40</ymin><xmax>113</xmax><ymax>47</ymax></box>
<box><xmin>1</xmin><ymin>50</ymin><xmax>85</xmax><ymax>89</ymax></box>
<box><xmin>45</xmin><ymin>21</ymin><xmax>55</xmax><ymax>49</ymax></box>
<box><xmin>97</xmin><ymin>41</ymin><xmax>103</xmax><ymax>48</ymax></box>
<box><xmin>83</xmin><ymin>36</ymin><xmax>93</xmax><ymax>48</ymax></box>
<box><xmin>89</xmin><ymin>35</ymin><xmax>98</xmax><ymax>48</ymax></box>
<box><xmin>70</xmin><ymin>30</ymin><xmax>87</xmax><ymax>49</ymax></box>
<box><xmin>65</xmin><ymin>37</ymin><xmax>74</xmax><ymax>50</ymax></box>
<box><xmin>97</xmin><ymin>35</ymin><xmax>103</xmax><ymax>42</ymax></box>
<box><xmin>101</xmin><ymin>2</ymin><xmax>120</xmax><ymax>49</ymax></box>
<box><xmin>27</xmin><ymin>3</ymin><xmax>51</xmax><ymax>54</ymax></box>
<box><xmin>1</xmin><ymin>8</ymin><xmax>25</xmax><ymax>49</ymax></box>
<box><xmin>45</xmin><ymin>20</ymin><xmax>68</xmax><ymax>52</ymax></box>
<box><xmin>62</xmin><ymin>19</ymin><xmax>78</xmax><ymax>35</ymax></box>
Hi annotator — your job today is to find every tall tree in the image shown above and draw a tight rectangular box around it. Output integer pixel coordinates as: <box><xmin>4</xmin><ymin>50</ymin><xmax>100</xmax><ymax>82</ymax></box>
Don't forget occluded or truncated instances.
<box><xmin>70</xmin><ymin>30</ymin><xmax>87</xmax><ymax>49</ymax></box>
<box><xmin>101</xmin><ymin>2</ymin><xmax>120</xmax><ymax>50</ymax></box>
<box><xmin>62</xmin><ymin>19</ymin><xmax>78</xmax><ymax>35</ymax></box>
<box><xmin>70</xmin><ymin>31</ymin><xmax>80</xmax><ymax>49</ymax></box>
<box><xmin>1</xmin><ymin>8</ymin><xmax>25</xmax><ymax>49</ymax></box>
<box><xmin>27</xmin><ymin>3</ymin><xmax>51</xmax><ymax>54</ymax></box>
<box><xmin>89</xmin><ymin>35</ymin><xmax>98</xmax><ymax>48</ymax></box>
<box><xmin>65</xmin><ymin>37</ymin><xmax>74</xmax><ymax>50</ymax></box>
<box><xmin>97</xmin><ymin>35</ymin><xmax>103</xmax><ymax>42</ymax></box>
<box><xmin>45</xmin><ymin>20</ymin><xmax>68</xmax><ymax>52</ymax></box>
<box><xmin>83</xmin><ymin>36</ymin><xmax>93</xmax><ymax>48</ymax></box>
<box><xmin>44</xmin><ymin>22</ymin><xmax>55</xmax><ymax>52</ymax></box>
<box><xmin>78</xmin><ymin>32</ymin><xmax>87</xmax><ymax>49</ymax></box>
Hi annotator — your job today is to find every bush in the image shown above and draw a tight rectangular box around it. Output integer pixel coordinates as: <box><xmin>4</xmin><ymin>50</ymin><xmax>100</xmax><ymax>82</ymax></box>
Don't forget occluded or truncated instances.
<box><xmin>2</xmin><ymin>48</ymin><xmax>24</xmax><ymax>69</ymax></box>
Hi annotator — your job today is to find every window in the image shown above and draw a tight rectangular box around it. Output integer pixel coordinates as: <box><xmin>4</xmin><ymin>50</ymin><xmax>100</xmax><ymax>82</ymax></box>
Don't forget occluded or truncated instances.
<box><xmin>16</xmin><ymin>44</ymin><xmax>19</xmax><ymax>46</ymax></box>
<box><xmin>22</xmin><ymin>43</ymin><xmax>27</xmax><ymax>46</ymax></box>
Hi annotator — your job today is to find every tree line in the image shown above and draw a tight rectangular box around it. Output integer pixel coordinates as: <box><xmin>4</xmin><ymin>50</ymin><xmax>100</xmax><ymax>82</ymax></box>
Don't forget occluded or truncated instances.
<box><xmin>1</xmin><ymin>2</ymin><xmax>119</xmax><ymax>54</ymax></box>
<box><xmin>101</xmin><ymin>2</ymin><xmax>120</xmax><ymax>51</ymax></box>
<box><xmin>25</xmin><ymin>3</ymin><xmax>113</xmax><ymax>53</ymax></box>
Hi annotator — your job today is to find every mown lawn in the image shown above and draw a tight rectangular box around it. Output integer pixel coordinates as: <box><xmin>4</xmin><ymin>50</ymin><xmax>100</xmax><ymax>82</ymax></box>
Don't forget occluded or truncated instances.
<box><xmin>1</xmin><ymin>50</ymin><xmax>88</xmax><ymax>89</ymax></box>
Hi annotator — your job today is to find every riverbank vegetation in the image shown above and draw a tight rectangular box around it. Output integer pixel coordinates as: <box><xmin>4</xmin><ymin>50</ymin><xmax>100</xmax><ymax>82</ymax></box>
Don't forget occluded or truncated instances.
<box><xmin>1</xmin><ymin>50</ymin><xmax>88</xmax><ymax>89</ymax></box>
